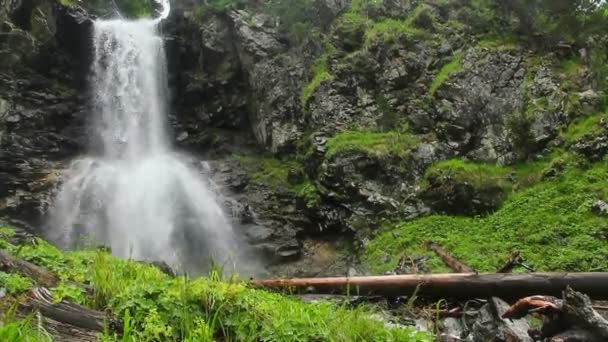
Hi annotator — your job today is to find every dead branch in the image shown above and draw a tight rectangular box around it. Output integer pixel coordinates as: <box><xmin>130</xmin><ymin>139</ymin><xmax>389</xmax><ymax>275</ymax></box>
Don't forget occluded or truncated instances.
<box><xmin>425</xmin><ymin>241</ymin><xmax>475</xmax><ymax>273</ymax></box>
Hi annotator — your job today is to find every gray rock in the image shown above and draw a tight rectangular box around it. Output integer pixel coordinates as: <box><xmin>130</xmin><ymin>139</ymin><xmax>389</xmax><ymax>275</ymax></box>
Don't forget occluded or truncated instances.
<box><xmin>592</xmin><ymin>200</ymin><xmax>608</xmax><ymax>217</ymax></box>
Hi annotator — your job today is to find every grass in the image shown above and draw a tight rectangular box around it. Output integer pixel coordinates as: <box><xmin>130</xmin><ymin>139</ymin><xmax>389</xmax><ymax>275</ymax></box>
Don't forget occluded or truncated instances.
<box><xmin>429</xmin><ymin>52</ymin><xmax>463</xmax><ymax>96</ymax></box>
<box><xmin>59</xmin><ymin>0</ymin><xmax>152</xmax><ymax>18</ymax></box>
<box><xmin>564</xmin><ymin>112</ymin><xmax>607</xmax><ymax>143</ymax></box>
<box><xmin>234</xmin><ymin>155</ymin><xmax>321</xmax><ymax>207</ymax></box>
<box><xmin>0</xmin><ymin>315</ymin><xmax>52</xmax><ymax>342</ymax></box>
<box><xmin>363</xmin><ymin>162</ymin><xmax>608</xmax><ymax>274</ymax></box>
<box><xmin>0</xmin><ymin>229</ymin><xmax>431</xmax><ymax>341</ymax></box>
<box><xmin>477</xmin><ymin>35</ymin><xmax>520</xmax><ymax>50</ymax></box>
<box><xmin>364</xmin><ymin>19</ymin><xmax>427</xmax><ymax>48</ymax></box>
<box><xmin>422</xmin><ymin>159</ymin><xmax>546</xmax><ymax>193</ymax></box>
<box><xmin>325</xmin><ymin>131</ymin><xmax>419</xmax><ymax>158</ymax></box>
<box><xmin>560</xmin><ymin>57</ymin><xmax>582</xmax><ymax>76</ymax></box>
<box><xmin>301</xmin><ymin>54</ymin><xmax>334</xmax><ymax>108</ymax></box>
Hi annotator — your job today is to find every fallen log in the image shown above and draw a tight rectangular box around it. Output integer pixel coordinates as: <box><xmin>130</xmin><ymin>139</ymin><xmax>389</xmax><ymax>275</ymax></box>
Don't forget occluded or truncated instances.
<box><xmin>425</xmin><ymin>241</ymin><xmax>475</xmax><ymax>273</ymax></box>
<box><xmin>0</xmin><ymin>250</ymin><xmax>58</xmax><ymax>287</ymax></box>
<box><xmin>253</xmin><ymin>273</ymin><xmax>608</xmax><ymax>300</ymax></box>
<box><xmin>21</xmin><ymin>287</ymin><xmax>119</xmax><ymax>333</ymax></box>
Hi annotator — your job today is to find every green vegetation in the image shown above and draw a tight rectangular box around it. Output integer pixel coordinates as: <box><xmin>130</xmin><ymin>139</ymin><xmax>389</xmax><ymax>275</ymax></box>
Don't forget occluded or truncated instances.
<box><xmin>364</xmin><ymin>18</ymin><xmax>427</xmax><ymax>48</ymax></box>
<box><xmin>422</xmin><ymin>159</ymin><xmax>544</xmax><ymax>193</ymax></box>
<box><xmin>429</xmin><ymin>53</ymin><xmax>463</xmax><ymax>96</ymax></box>
<box><xmin>0</xmin><ymin>227</ymin><xmax>431</xmax><ymax>341</ymax></box>
<box><xmin>477</xmin><ymin>36</ymin><xmax>519</xmax><ymax>50</ymax></box>
<box><xmin>325</xmin><ymin>131</ymin><xmax>419</xmax><ymax>158</ymax></box>
<box><xmin>60</xmin><ymin>0</ymin><xmax>152</xmax><ymax>18</ymax></box>
<box><xmin>564</xmin><ymin>112</ymin><xmax>608</xmax><ymax>143</ymax></box>
<box><xmin>234</xmin><ymin>155</ymin><xmax>321</xmax><ymax>207</ymax></box>
<box><xmin>301</xmin><ymin>54</ymin><xmax>334</xmax><ymax>108</ymax></box>
<box><xmin>0</xmin><ymin>315</ymin><xmax>52</xmax><ymax>342</ymax></box>
<box><xmin>0</xmin><ymin>272</ymin><xmax>34</xmax><ymax>295</ymax></box>
<box><xmin>364</xmin><ymin>159</ymin><xmax>608</xmax><ymax>274</ymax></box>
<box><xmin>560</xmin><ymin>57</ymin><xmax>582</xmax><ymax>76</ymax></box>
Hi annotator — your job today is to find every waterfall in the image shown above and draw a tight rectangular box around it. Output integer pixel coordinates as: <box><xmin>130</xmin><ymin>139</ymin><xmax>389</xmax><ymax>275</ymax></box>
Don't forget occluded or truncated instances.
<box><xmin>48</xmin><ymin>14</ymin><xmax>240</xmax><ymax>274</ymax></box>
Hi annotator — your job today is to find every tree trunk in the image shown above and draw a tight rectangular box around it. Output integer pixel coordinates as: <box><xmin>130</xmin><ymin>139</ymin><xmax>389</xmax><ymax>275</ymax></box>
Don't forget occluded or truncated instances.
<box><xmin>253</xmin><ymin>273</ymin><xmax>608</xmax><ymax>300</ymax></box>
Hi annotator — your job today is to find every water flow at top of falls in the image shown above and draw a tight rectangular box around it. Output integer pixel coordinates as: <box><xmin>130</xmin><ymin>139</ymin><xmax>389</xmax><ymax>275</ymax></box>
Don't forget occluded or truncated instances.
<box><xmin>48</xmin><ymin>16</ymin><xmax>245</xmax><ymax>274</ymax></box>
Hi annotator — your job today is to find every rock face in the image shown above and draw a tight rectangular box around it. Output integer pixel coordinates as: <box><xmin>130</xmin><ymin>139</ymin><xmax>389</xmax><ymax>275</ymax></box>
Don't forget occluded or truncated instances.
<box><xmin>1</xmin><ymin>0</ymin><xmax>596</xmax><ymax>277</ymax></box>
<box><xmin>0</xmin><ymin>1</ymin><xmax>91</xmax><ymax>229</ymax></box>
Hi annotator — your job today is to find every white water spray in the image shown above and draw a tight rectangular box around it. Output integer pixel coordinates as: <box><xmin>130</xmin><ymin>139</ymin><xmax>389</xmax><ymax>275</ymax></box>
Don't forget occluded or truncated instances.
<box><xmin>49</xmin><ymin>11</ymin><xmax>239</xmax><ymax>273</ymax></box>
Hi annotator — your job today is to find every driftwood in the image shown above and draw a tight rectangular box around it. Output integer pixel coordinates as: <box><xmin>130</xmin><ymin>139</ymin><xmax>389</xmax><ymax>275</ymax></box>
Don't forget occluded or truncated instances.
<box><xmin>505</xmin><ymin>288</ymin><xmax>608</xmax><ymax>341</ymax></box>
<box><xmin>425</xmin><ymin>241</ymin><xmax>475</xmax><ymax>273</ymax></box>
<box><xmin>21</xmin><ymin>287</ymin><xmax>119</xmax><ymax>333</ymax></box>
<box><xmin>253</xmin><ymin>272</ymin><xmax>608</xmax><ymax>299</ymax></box>
<box><xmin>0</xmin><ymin>250</ymin><xmax>58</xmax><ymax>287</ymax></box>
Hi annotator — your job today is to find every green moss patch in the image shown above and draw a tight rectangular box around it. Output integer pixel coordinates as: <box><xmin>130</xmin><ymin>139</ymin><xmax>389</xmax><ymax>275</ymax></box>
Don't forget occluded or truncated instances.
<box><xmin>0</xmin><ymin>227</ymin><xmax>431</xmax><ymax>341</ymax></box>
<box><xmin>301</xmin><ymin>53</ymin><xmax>334</xmax><ymax>108</ymax></box>
<box><xmin>364</xmin><ymin>164</ymin><xmax>608</xmax><ymax>274</ymax></box>
<box><xmin>364</xmin><ymin>18</ymin><xmax>428</xmax><ymax>48</ymax></box>
<box><xmin>325</xmin><ymin>131</ymin><xmax>419</xmax><ymax>158</ymax></box>
<box><xmin>564</xmin><ymin>113</ymin><xmax>608</xmax><ymax>144</ymax></box>
<box><xmin>235</xmin><ymin>155</ymin><xmax>320</xmax><ymax>207</ymax></box>
<box><xmin>429</xmin><ymin>53</ymin><xmax>463</xmax><ymax>96</ymax></box>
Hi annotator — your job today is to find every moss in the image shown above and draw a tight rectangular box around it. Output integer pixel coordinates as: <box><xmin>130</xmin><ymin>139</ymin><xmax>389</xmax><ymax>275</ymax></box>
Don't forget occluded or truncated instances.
<box><xmin>364</xmin><ymin>163</ymin><xmax>608</xmax><ymax>274</ymax></box>
<box><xmin>560</xmin><ymin>57</ymin><xmax>582</xmax><ymax>76</ymax></box>
<box><xmin>564</xmin><ymin>113</ymin><xmax>608</xmax><ymax>143</ymax></box>
<box><xmin>301</xmin><ymin>52</ymin><xmax>334</xmax><ymax>108</ymax></box>
<box><xmin>429</xmin><ymin>53</ymin><xmax>462</xmax><ymax>96</ymax></box>
<box><xmin>364</xmin><ymin>18</ymin><xmax>429</xmax><ymax>48</ymax></box>
<box><xmin>325</xmin><ymin>131</ymin><xmax>419</xmax><ymax>158</ymax></box>
<box><xmin>423</xmin><ymin>159</ymin><xmax>513</xmax><ymax>191</ymax></box>
<box><xmin>234</xmin><ymin>155</ymin><xmax>321</xmax><ymax>207</ymax></box>
<box><xmin>424</xmin><ymin>159</ymin><xmax>547</xmax><ymax>191</ymax></box>
<box><xmin>477</xmin><ymin>35</ymin><xmax>520</xmax><ymax>50</ymax></box>
<box><xmin>60</xmin><ymin>0</ymin><xmax>152</xmax><ymax>18</ymax></box>
<box><xmin>0</xmin><ymin>228</ymin><xmax>431</xmax><ymax>341</ymax></box>
<box><xmin>334</xmin><ymin>12</ymin><xmax>368</xmax><ymax>51</ymax></box>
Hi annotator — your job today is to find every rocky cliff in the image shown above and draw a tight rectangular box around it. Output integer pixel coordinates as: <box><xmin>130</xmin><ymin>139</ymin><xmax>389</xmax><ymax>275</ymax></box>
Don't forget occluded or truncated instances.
<box><xmin>2</xmin><ymin>0</ymin><xmax>608</xmax><ymax>277</ymax></box>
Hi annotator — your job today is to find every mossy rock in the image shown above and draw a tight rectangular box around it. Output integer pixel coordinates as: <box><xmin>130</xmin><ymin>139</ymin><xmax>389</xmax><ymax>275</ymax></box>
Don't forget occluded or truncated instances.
<box><xmin>420</xmin><ymin>160</ymin><xmax>512</xmax><ymax>215</ymax></box>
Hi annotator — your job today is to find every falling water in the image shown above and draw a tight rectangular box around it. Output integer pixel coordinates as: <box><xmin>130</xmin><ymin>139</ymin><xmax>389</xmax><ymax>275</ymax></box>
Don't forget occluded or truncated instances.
<box><xmin>48</xmin><ymin>8</ymin><xmax>240</xmax><ymax>273</ymax></box>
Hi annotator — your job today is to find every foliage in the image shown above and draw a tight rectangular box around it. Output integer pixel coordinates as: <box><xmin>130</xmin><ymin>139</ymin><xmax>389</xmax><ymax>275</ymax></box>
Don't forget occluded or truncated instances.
<box><xmin>429</xmin><ymin>53</ymin><xmax>463</xmax><ymax>96</ymax></box>
<box><xmin>197</xmin><ymin>0</ymin><xmax>245</xmax><ymax>15</ymax></box>
<box><xmin>234</xmin><ymin>155</ymin><xmax>320</xmax><ymax>207</ymax></box>
<box><xmin>60</xmin><ymin>0</ymin><xmax>152</xmax><ymax>18</ymax></box>
<box><xmin>364</xmin><ymin>160</ymin><xmax>608</xmax><ymax>274</ymax></box>
<box><xmin>334</xmin><ymin>12</ymin><xmax>369</xmax><ymax>51</ymax></box>
<box><xmin>0</xmin><ymin>272</ymin><xmax>33</xmax><ymax>295</ymax></box>
<box><xmin>0</xmin><ymin>230</ymin><xmax>431</xmax><ymax>341</ymax></box>
<box><xmin>422</xmin><ymin>159</ymin><xmax>546</xmax><ymax>193</ymax></box>
<box><xmin>325</xmin><ymin>130</ymin><xmax>419</xmax><ymax>158</ymax></box>
<box><xmin>364</xmin><ymin>18</ymin><xmax>427</xmax><ymax>48</ymax></box>
<box><xmin>564</xmin><ymin>112</ymin><xmax>608</xmax><ymax>143</ymax></box>
<box><xmin>301</xmin><ymin>53</ymin><xmax>334</xmax><ymax>108</ymax></box>
<box><xmin>0</xmin><ymin>315</ymin><xmax>52</xmax><ymax>342</ymax></box>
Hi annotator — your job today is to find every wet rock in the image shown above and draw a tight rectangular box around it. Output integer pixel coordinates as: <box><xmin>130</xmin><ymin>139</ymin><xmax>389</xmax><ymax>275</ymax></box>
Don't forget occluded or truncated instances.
<box><xmin>245</xmin><ymin>225</ymin><xmax>273</xmax><ymax>243</ymax></box>
<box><xmin>592</xmin><ymin>200</ymin><xmax>608</xmax><ymax>217</ymax></box>
<box><xmin>469</xmin><ymin>297</ymin><xmax>532</xmax><ymax>342</ymax></box>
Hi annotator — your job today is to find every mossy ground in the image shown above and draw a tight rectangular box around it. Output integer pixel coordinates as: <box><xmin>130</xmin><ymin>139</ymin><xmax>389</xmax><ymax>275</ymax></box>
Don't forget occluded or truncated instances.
<box><xmin>422</xmin><ymin>159</ymin><xmax>546</xmax><ymax>193</ymax></box>
<box><xmin>234</xmin><ymin>155</ymin><xmax>320</xmax><ymax>208</ymax></box>
<box><xmin>0</xmin><ymin>228</ymin><xmax>431</xmax><ymax>341</ymax></box>
<box><xmin>363</xmin><ymin>158</ymin><xmax>608</xmax><ymax>274</ymax></box>
<box><xmin>325</xmin><ymin>130</ymin><xmax>419</xmax><ymax>158</ymax></box>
